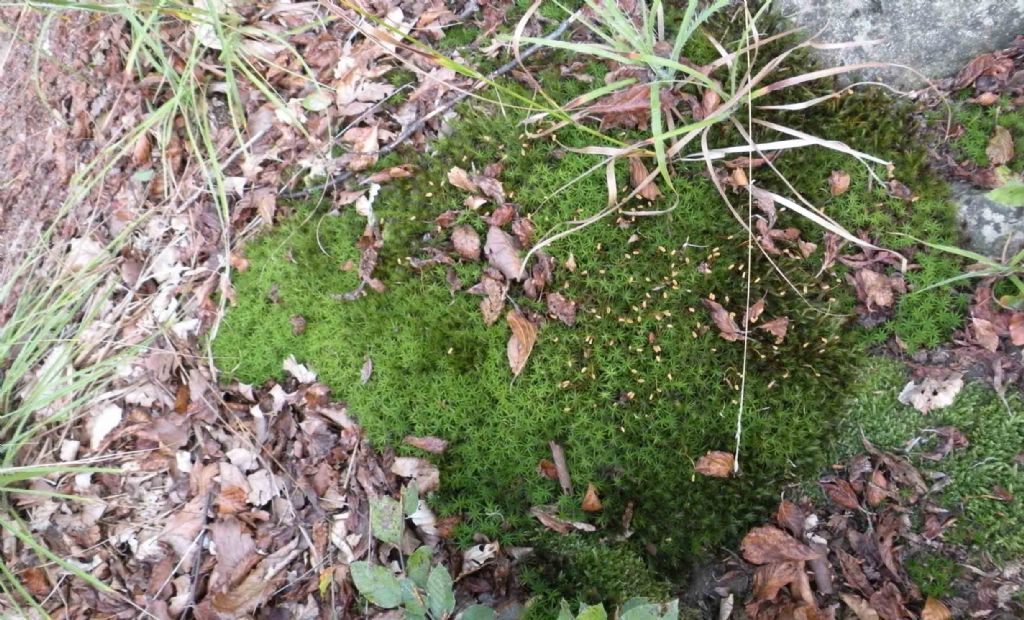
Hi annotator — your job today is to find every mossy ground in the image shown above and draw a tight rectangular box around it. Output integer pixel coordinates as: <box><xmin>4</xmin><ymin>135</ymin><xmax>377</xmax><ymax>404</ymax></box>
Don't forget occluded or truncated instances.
<box><xmin>212</xmin><ymin>25</ymin><xmax>975</xmax><ymax>611</ymax></box>
<box><xmin>946</xmin><ymin>95</ymin><xmax>1024</xmax><ymax>172</ymax></box>
<box><xmin>834</xmin><ymin>358</ymin><xmax>1024</xmax><ymax>560</ymax></box>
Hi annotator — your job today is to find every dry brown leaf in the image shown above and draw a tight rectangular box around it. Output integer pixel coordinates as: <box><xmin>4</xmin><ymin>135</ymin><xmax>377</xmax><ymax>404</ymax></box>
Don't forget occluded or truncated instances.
<box><xmin>537</xmin><ymin>459</ymin><xmax>559</xmax><ymax>480</ymax></box>
<box><xmin>869</xmin><ymin>582</ymin><xmax>909</xmax><ymax>620</ymax></box>
<box><xmin>854</xmin><ymin>269</ymin><xmax>895</xmax><ymax>310</ymax></box>
<box><xmin>484</xmin><ymin>226</ymin><xmax>523</xmax><ymax>281</ymax></box>
<box><xmin>581</xmin><ymin>483</ymin><xmax>602</xmax><ymax>512</ymax></box>
<box><xmin>21</xmin><ymin>567</ymin><xmax>50</xmax><ymax>598</ymax></box>
<box><xmin>840</xmin><ymin>593</ymin><xmax>881</xmax><ymax>620</ymax></box>
<box><xmin>342</xmin><ymin>125</ymin><xmax>379</xmax><ymax>171</ymax></box>
<box><xmin>886</xmin><ymin>179</ymin><xmax>915</xmax><ymax>201</ymax></box>
<box><xmin>208</xmin><ymin>517</ymin><xmax>258</xmax><ymax>594</ymax></box>
<box><xmin>546</xmin><ymin>292</ymin><xmax>577</xmax><ymax>326</ymax></box>
<box><xmin>1009</xmin><ymin>312</ymin><xmax>1024</xmax><ymax>346</ymax></box>
<box><xmin>987</xmin><ymin>125</ymin><xmax>1015</xmax><ymax>166</ymax></box>
<box><xmin>476</xmin><ymin>176</ymin><xmax>506</xmax><ymax>205</ymax></box>
<box><xmin>506</xmin><ymin>310</ymin><xmax>538</xmax><ymax>377</ymax></box>
<box><xmin>403</xmin><ymin>435</ymin><xmax>449</xmax><ymax>454</ymax></box>
<box><xmin>776</xmin><ymin>500</ymin><xmax>807</xmax><ymax>538</ymax></box>
<box><xmin>921</xmin><ymin>598</ymin><xmax>952</xmax><ymax>620</ymax></box>
<box><xmin>549</xmin><ymin>441</ymin><xmax>573</xmax><ymax>495</ymax></box>
<box><xmin>467</xmin><ymin>271</ymin><xmax>507</xmax><ymax>326</ymax></box>
<box><xmin>529</xmin><ymin>506</ymin><xmax>595</xmax><ymax>534</ymax></box>
<box><xmin>972</xmin><ymin>317</ymin><xmax>1000</xmax><ymax>351</ymax></box>
<box><xmin>702</xmin><ymin>298</ymin><xmax>744</xmax><ymax>341</ymax></box>
<box><xmin>487</xmin><ymin>203</ymin><xmax>516</xmax><ymax>227</ymax></box>
<box><xmin>820</xmin><ymin>477</ymin><xmax>860</xmax><ymax>510</ymax></box>
<box><xmin>740</xmin><ymin>525</ymin><xmax>823</xmax><ymax>565</ymax></box>
<box><xmin>866</xmin><ymin>468</ymin><xmax>889</xmax><ymax>507</ymax></box>
<box><xmin>512</xmin><ymin>217</ymin><xmax>536</xmax><ymax>246</ymax></box>
<box><xmin>447</xmin><ymin>166</ymin><xmax>478</xmax><ymax>193</ymax></box>
<box><xmin>752</xmin><ymin>561</ymin><xmax>802</xmax><ymax>601</ymax></box>
<box><xmin>758</xmin><ymin>317</ymin><xmax>789</xmax><ymax>343</ymax></box>
<box><xmin>628</xmin><ymin>156</ymin><xmax>662</xmax><ymax>200</ymax></box>
<box><xmin>829</xmin><ymin>170</ymin><xmax>851</xmax><ymax>196</ymax></box>
<box><xmin>210</xmin><ymin>538</ymin><xmax>300</xmax><ymax>618</ymax></box>
<box><xmin>745</xmin><ymin>298</ymin><xmax>765</xmax><ymax>326</ymax></box>
<box><xmin>451</xmin><ymin>225</ymin><xmax>481</xmax><ymax>261</ymax></box>
<box><xmin>695</xmin><ymin>450</ymin><xmax>734</xmax><ymax>478</ymax></box>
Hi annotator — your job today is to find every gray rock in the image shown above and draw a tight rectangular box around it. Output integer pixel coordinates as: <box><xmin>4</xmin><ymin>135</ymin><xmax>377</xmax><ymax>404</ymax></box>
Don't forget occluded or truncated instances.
<box><xmin>953</xmin><ymin>182</ymin><xmax>1024</xmax><ymax>258</ymax></box>
<box><xmin>776</xmin><ymin>0</ymin><xmax>1024</xmax><ymax>88</ymax></box>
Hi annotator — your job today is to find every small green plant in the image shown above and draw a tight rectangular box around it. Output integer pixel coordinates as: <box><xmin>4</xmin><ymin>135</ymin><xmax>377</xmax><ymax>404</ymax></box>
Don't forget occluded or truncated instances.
<box><xmin>903</xmin><ymin>233</ymin><xmax>1024</xmax><ymax>309</ymax></box>
<box><xmin>556</xmin><ymin>598</ymin><xmax>680</xmax><ymax>620</ymax></box>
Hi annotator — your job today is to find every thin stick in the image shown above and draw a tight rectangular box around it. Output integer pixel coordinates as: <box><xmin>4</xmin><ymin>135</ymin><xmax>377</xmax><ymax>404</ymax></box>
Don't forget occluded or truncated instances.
<box><xmin>281</xmin><ymin>13</ymin><xmax>576</xmax><ymax>200</ymax></box>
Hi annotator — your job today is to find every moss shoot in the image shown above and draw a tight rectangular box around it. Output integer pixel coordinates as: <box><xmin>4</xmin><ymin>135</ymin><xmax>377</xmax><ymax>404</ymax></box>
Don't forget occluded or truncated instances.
<box><xmin>213</xmin><ymin>46</ymin><xmax>968</xmax><ymax>606</ymax></box>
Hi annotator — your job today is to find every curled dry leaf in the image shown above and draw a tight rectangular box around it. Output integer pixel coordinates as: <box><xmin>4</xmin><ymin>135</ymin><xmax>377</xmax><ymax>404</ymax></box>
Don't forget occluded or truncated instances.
<box><xmin>886</xmin><ymin>179</ymin><xmax>915</xmax><ymax>202</ymax></box>
<box><xmin>506</xmin><ymin>310</ymin><xmax>538</xmax><ymax>377</ymax></box>
<box><xmin>758</xmin><ymin>317</ymin><xmax>789</xmax><ymax>344</ymax></box>
<box><xmin>745</xmin><ymin>298</ymin><xmax>765</xmax><ymax>326</ymax></box>
<box><xmin>971</xmin><ymin>317</ymin><xmax>1000</xmax><ymax>351</ymax></box>
<box><xmin>851</xmin><ymin>269</ymin><xmax>896</xmax><ymax>310</ymax></box>
<box><xmin>546</xmin><ymin>292</ymin><xmax>577</xmax><ymax>326</ymax></box>
<box><xmin>467</xmin><ymin>271</ymin><xmax>507</xmax><ymax>326</ymax></box>
<box><xmin>752</xmin><ymin>561</ymin><xmax>802</xmax><ymax>601</ymax></box>
<box><xmin>829</xmin><ymin>170</ymin><xmax>851</xmax><ymax>196</ymax></box>
<box><xmin>987</xmin><ymin>125</ymin><xmax>1015</xmax><ymax>166</ymax></box>
<box><xmin>484</xmin><ymin>226</ymin><xmax>523</xmax><ymax>281</ymax></box>
<box><xmin>695</xmin><ymin>450</ymin><xmax>734</xmax><ymax>478</ymax></box>
<box><xmin>897</xmin><ymin>373</ymin><xmax>964</xmax><ymax>413</ymax></box>
<box><xmin>702</xmin><ymin>298</ymin><xmax>744</xmax><ymax>341</ymax></box>
<box><xmin>628</xmin><ymin>156</ymin><xmax>662</xmax><ymax>201</ymax></box>
<box><xmin>486</xmin><ymin>203</ymin><xmax>516</xmax><ymax>227</ymax></box>
<box><xmin>821</xmin><ymin>477</ymin><xmax>860</xmax><ymax>510</ymax></box>
<box><xmin>581</xmin><ymin>483</ymin><xmax>602</xmax><ymax>512</ymax></box>
<box><xmin>866</xmin><ymin>468</ymin><xmax>889</xmax><ymax>507</ymax></box>
<box><xmin>1009</xmin><ymin>312</ymin><xmax>1024</xmax><ymax>346</ymax></box>
<box><xmin>403</xmin><ymin>435</ymin><xmax>448</xmax><ymax>454</ymax></box>
<box><xmin>741</xmin><ymin>525</ymin><xmax>823</xmax><ymax>565</ymax></box>
<box><xmin>537</xmin><ymin>459</ymin><xmax>559</xmax><ymax>480</ymax></box>
<box><xmin>451</xmin><ymin>225</ymin><xmax>481</xmax><ymax>261</ymax></box>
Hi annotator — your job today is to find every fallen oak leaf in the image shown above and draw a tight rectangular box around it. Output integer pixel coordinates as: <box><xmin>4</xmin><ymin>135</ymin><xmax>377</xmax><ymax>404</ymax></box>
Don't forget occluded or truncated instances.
<box><xmin>507</xmin><ymin>310</ymin><xmax>538</xmax><ymax>377</ymax></box>
<box><xmin>740</xmin><ymin>525</ymin><xmax>823</xmax><ymax>564</ymax></box>
<box><xmin>695</xmin><ymin>450</ymin><xmax>734</xmax><ymax>478</ymax></box>
<box><xmin>581</xmin><ymin>483</ymin><xmax>602</xmax><ymax>512</ymax></box>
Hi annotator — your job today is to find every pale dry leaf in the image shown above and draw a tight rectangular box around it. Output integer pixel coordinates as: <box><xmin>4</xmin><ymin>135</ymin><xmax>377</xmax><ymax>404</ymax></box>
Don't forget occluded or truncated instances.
<box><xmin>972</xmin><ymin>317</ymin><xmax>1000</xmax><ymax>351</ymax></box>
<box><xmin>740</xmin><ymin>525</ymin><xmax>823</xmax><ymax>565</ymax></box>
<box><xmin>987</xmin><ymin>125</ymin><xmax>1015</xmax><ymax>166</ymax></box>
<box><xmin>529</xmin><ymin>506</ymin><xmax>595</xmax><ymax>534</ymax></box>
<box><xmin>920</xmin><ymin>597</ymin><xmax>951</xmax><ymax>620</ymax></box>
<box><xmin>89</xmin><ymin>403</ymin><xmax>123</xmax><ymax>450</ymax></box>
<box><xmin>752</xmin><ymin>561</ymin><xmax>802</xmax><ymax>601</ymax></box>
<box><xmin>484</xmin><ymin>226</ymin><xmax>523</xmax><ymax>281</ymax></box>
<box><xmin>695</xmin><ymin>450</ymin><xmax>734</xmax><ymax>478</ymax></box>
<box><xmin>360</xmin><ymin>357</ymin><xmax>373</xmax><ymax>384</ymax></box>
<box><xmin>758</xmin><ymin>317</ymin><xmax>789</xmax><ymax>343</ymax></box>
<box><xmin>546</xmin><ymin>292</ymin><xmax>577</xmax><ymax>326</ymax></box>
<box><xmin>403</xmin><ymin>435</ymin><xmax>449</xmax><ymax>454</ymax></box>
<box><xmin>506</xmin><ymin>310</ymin><xmax>538</xmax><ymax>377</ymax></box>
<box><xmin>898</xmin><ymin>374</ymin><xmax>964</xmax><ymax>413</ymax></box>
<box><xmin>448</xmin><ymin>166</ymin><xmax>478</xmax><ymax>192</ymax></box>
<box><xmin>840</xmin><ymin>593</ymin><xmax>880</xmax><ymax>620</ymax></box>
<box><xmin>391</xmin><ymin>457</ymin><xmax>440</xmax><ymax>493</ymax></box>
<box><xmin>475</xmin><ymin>176</ymin><xmax>505</xmax><ymax>204</ymax></box>
<box><xmin>1010</xmin><ymin>312</ymin><xmax>1024</xmax><ymax>346</ymax></box>
<box><xmin>854</xmin><ymin>269</ymin><xmax>894</xmax><ymax>309</ymax></box>
<box><xmin>581</xmin><ymin>483</ymin><xmax>602</xmax><ymax>512</ymax></box>
<box><xmin>452</xmin><ymin>225</ymin><xmax>481</xmax><ymax>260</ymax></box>
<box><xmin>745</xmin><ymin>298</ymin><xmax>765</xmax><ymax>326</ymax></box>
<box><xmin>829</xmin><ymin>170</ymin><xmax>851</xmax><ymax>196</ymax></box>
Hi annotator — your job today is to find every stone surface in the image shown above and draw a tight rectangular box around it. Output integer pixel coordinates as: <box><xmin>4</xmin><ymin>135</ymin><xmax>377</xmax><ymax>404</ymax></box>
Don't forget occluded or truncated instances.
<box><xmin>953</xmin><ymin>183</ymin><xmax>1024</xmax><ymax>258</ymax></box>
<box><xmin>777</xmin><ymin>0</ymin><xmax>1024</xmax><ymax>88</ymax></box>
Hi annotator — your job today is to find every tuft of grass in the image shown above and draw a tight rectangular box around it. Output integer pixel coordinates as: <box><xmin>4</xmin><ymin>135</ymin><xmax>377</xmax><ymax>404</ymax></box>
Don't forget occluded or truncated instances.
<box><xmin>834</xmin><ymin>357</ymin><xmax>1024</xmax><ymax>559</ymax></box>
<box><xmin>213</xmin><ymin>73</ymin><xmax>964</xmax><ymax>586</ymax></box>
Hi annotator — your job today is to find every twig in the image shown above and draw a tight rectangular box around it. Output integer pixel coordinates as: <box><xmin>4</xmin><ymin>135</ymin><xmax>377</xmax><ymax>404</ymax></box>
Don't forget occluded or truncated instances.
<box><xmin>281</xmin><ymin>13</ymin><xmax>577</xmax><ymax>200</ymax></box>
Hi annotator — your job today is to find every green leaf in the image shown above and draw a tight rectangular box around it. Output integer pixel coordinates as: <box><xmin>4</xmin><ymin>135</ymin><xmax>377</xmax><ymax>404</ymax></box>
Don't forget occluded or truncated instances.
<box><xmin>557</xmin><ymin>600</ymin><xmax>575</xmax><ymax>620</ymax></box>
<box><xmin>402</xmin><ymin>481</ymin><xmax>420</xmax><ymax>516</ymax></box>
<box><xmin>131</xmin><ymin>168</ymin><xmax>155</xmax><ymax>183</ymax></box>
<box><xmin>621</xmin><ymin>598</ymin><xmax>680</xmax><ymax>620</ymax></box>
<box><xmin>401</xmin><ymin>577</ymin><xmax>428</xmax><ymax>618</ymax></box>
<box><xmin>407</xmin><ymin>545</ymin><xmax>432</xmax><ymax>589</ymax></box>
<box><xmin>350</xmin><ymin>561</ymin><xmax>402</xmax><ymax>609</ymax></box>
<box><xmin>301</xmin><ymin>90</ymin><xmax>332</xmax><ymax>112</ymax></box>
<box><xmin>458</xmin><ymin>605</ymin><xmax>496</xmax><ymax>620</ymax></box>
<box><xmin>575</xmin><ymin>603</ymin><xmax>608</xmax><ymax>620</ymax></box>
<box><xmin>370</xmin><ymin>495</ymin><xmax>405</xmax><ymax>545</ymax></box>
<box><xmin>426</xmin><ymin>565</ymin><xmax>456</xmax><ymax>618</ymax></box>
<box><xmin>987</xmin><ymin>179</ymin><xmax>1024</xmax><ymax>207</ymax></box>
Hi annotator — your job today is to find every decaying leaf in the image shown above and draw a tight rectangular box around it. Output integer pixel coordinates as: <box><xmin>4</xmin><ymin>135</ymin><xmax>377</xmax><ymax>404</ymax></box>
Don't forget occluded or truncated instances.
<box><xmin>403</xmin><ymin>435</ymin><xmax>449</xmax><ymax>454</ymax></box>
<box><xmin>703</xmin><ymin>299</ymin><xmax>744</xmax><ymax>342</ymax></box>
<box><xmin>391</xmin><ymin>457</ymin><xmax>440</xmax><ymax>493</ymax></box>
<box><xmin>752</xmin><ymin>561</ymin><xmax>802</xmax><ymax>601</ymax></box>
<box><xmin>537</xmin><ymin>459</ymin><xmax>559</xmax><ymax>480</ymax></box>
<box><xmin>971</xmin><ymin>317</ymin><xmax>1000</xmax><ymax>351</ymax></box>
<box><xmin>741</xmin><ymin>525</ymin><xmax>823</xmax><ymax>565</ymax></box>
<box><xmin>695</xmin><ymin>450</ymin><xmax>734</xmax><ymax>478</ymax></box>
<box><xmin>546</xmin><ymin>292</ymin><xmax>577</xmax><ymax>326</ymax></box>
<box><xmin>745</xmin><ymin>298</ymin><xmax>765</xmax><ymax>326</ymax></box>
<box><xmin>1009</xmin><ymin>312</ymin><xmax>1024</xmax><ymax>346</ymax></box>
<box><xmin>897</xmin><ymin>373</ymin><xmax>964</xmax><ymax>413</ymax></box>
<box><xmin>840</xmin><ymin>593</ymin><xmax>881</xmax><ymax>620</ymax></box>
<box><xmin>484</xmin><ymin>226</ymin><xmax>523</xmax><ymax>281</ymax></box>
<box><xmin>628</xmin><ymin>156</ymin><xmax>661</xmax><ymax>200</ymax></box>
<box><xmin>506</xmin><ymin>310</ymin><xmax>538</xmax><ymax>377</ymax></box>
<box><xmin>829</xmin><ymin>170</ymin><xmax>851</xmax><ymax>196</ymax></box>
<box><xmin>447</xmin><ymin>166</ymin><xmax>478</xmax><ymax>193</ymax></box>
<box><xmin>581</xmin><ymin>483</ymin><xmax>602</xmax><ymax>512</ymax></box>
<box><xmin>820</xmin><ymin>477</ymin><xmax>860</xmax><ymax>510</ymax></box>
<box><xmin>852</xmin><ymin>269</ymin><xmax>895</xmax><ymax>310</ymax></box>
<box><xmin>451</xmin><ymin>225</ymin><xmax>481</xmax><ymax>261</ymax></box>
<box><xmin>529</xmin><ymin>506</ymin><xmax>595</xmax><ymax>534</ymax></box>
<box><xmin>987</xmin><ymin>125</ymin><xmax>1015</xmax><ymax>166</ymax></box>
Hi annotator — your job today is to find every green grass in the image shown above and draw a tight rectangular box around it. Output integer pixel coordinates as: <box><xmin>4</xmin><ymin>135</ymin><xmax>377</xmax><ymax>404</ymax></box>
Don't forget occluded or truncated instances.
<box><xmin>834</xmin><ymin>357</ymin><xmax>1024</xmax><ymax>559</ymax></box>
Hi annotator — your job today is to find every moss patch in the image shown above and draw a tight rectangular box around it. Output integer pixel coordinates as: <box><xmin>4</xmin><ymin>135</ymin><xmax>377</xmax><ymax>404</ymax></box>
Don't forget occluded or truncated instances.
<box><xmin>948</xmin><ymin>95</ymin><xmax>1024</xmax><ymax>172</ymax></box>
<box><xmin>834</xmin><ymin>358</ymin><xmax>1024</xmax><ymax>559</ymax></box>
<box><xmin>214</xmin><ymin>52</ymin><xmax>966</xmax><ymax>607</ymax></box>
